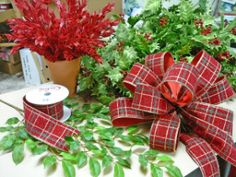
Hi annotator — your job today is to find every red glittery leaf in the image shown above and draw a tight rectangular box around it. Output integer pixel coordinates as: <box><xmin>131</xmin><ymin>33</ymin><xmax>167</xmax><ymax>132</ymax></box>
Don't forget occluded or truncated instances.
<box><xmin>8</xmin><ymin>0</ymin><xmax>119</xmax><ymax>62</ymax></box>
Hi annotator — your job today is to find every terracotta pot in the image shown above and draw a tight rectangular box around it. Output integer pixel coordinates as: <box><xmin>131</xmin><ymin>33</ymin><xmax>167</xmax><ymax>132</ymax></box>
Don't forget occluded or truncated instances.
<box><xmin>45</xmin><ymin>58</ymin><xmax>81</xmax><ymax>96</ymax></box>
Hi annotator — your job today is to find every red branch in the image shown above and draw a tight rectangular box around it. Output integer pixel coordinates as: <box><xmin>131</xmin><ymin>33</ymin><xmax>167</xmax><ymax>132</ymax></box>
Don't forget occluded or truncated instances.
<box><xmin>7</xmin><ymin>0</ymin><xmax>119</xmax><ymax>63</ymax></box>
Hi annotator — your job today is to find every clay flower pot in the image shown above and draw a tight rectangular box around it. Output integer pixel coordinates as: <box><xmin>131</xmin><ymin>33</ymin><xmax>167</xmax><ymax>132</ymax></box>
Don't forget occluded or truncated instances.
<box><xmin>45</xmin><ymin>58</ymin><xmax>81</xmax><ymax>96</ymax></box>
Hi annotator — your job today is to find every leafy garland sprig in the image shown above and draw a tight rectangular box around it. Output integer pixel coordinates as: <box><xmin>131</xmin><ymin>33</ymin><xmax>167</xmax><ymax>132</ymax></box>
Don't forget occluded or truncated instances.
<box><xmin>0</xmin><ymin>97</ymin><xmax>182</xmax><ymax>177</ymax></box>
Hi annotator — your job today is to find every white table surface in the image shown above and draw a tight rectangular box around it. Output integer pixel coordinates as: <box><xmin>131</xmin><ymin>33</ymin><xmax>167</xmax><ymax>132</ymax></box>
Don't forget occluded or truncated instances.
<box><xmin>0</xmin><ymin>87</ymin><xmax>235</xmax><ymax>177</ymax></box>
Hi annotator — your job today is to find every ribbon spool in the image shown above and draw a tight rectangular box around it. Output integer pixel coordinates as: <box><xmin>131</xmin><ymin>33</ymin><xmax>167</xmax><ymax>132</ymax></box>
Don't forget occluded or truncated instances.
<box><xmin>23</xmin><ymin>84</ymin><xmax>79</xmax><ymax>151</ymax></box>
<box><xmin>25</xmin><ymin>83</ymin><xmax>71</xmax><ymax>122</ymax></box>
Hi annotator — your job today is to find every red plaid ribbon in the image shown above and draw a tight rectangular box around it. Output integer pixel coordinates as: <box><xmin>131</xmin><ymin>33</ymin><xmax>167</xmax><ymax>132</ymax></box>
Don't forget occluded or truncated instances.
<box><xmin>110</xmin><ymin>50</ymin><xmax>236</xmax><ymax>177</ymax></box>
<box><xmin>23</xmin><ymin>97</ymin><xmax>79</xmax><ymax>151</ymax></box>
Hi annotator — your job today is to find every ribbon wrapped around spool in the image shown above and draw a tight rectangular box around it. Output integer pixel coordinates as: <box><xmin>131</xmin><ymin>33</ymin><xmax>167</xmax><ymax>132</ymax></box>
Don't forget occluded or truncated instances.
<box><xmin>23</xmin><ymin>84</ymin><xmax>79</xmax><ymax>151</ymax></box>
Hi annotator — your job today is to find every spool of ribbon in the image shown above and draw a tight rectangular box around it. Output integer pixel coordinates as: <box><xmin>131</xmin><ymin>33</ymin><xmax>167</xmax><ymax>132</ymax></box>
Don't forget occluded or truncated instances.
<box><xmin>110</xmin><ymin>50</ymin><xmax>236</xmax><ymax>177</ymax></box>
<box><xmin>0</xmin><ymin>3</ymin><xmax>12</xmax><ymax>11</ymax></box>
<box><xmin>23</xmin><ymin>84</ymin><xmax>79</xmax><ymax>151</ymax></box>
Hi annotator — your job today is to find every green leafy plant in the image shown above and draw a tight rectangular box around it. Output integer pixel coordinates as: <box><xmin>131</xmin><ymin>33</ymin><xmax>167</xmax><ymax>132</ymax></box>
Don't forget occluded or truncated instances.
<box><xmin>0</xmin><ymin>98</ymin><xmax>182</xmax><ymax>177</ymax></box>
<box><xmin>79</xmin><ymin>0</ymin><xmax>236</xmax><ymax>104</ymax></box>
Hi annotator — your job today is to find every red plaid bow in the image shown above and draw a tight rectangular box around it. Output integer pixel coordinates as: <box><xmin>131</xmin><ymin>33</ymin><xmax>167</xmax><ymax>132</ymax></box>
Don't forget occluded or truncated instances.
<box><xmin>23</xmin><ymin>97</ymin><xmax>79</xmax><ymax>151</ymax></box>
<box><xmin>110</xmin><ymin>50</ymin><xmax>236</xmax><ymax>177</ymax></box>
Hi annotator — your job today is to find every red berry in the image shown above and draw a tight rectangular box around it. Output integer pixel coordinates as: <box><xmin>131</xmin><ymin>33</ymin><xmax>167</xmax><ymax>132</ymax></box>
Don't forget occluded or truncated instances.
<box><xmin>201</xmin><ymin>26</ymin><xmax>212</xmax><ymax>35</ymax></box>
<box><xmin>223</xmin><ymin>51</ymin><xmax>230</xmax><ymax>58</ymax></box>
<box><xmin>209</xmin><ymin>38</ymin><xmax>221</xmax><ymax>45</ymax></box>
<box><xmin>144</xmin><ymin>33</ymin><xmax>153</xmax><ymax>41</ymax></box>
<box><xmin>179</xmin><ymin>58</ymin><xmax>188</xmax><ymax>62</ymax></box>
<box><xmin>217</xmin><ymin>54</ymin><xmax>224</xmax><ymax>61</ymax></box>
<box><xmin>231</xmin><ymin>27</ymin><xmax>236</xmax><ymax>35</ymax></box>
<box><xmin>160</xmin><ymin>17</ymin><xmax>168</xmax><ymax>26</ymax></box>
<box><xmin>194</xmin><ymin>19</ymin><xmax>203</xmax><ymax>28</ymax></box>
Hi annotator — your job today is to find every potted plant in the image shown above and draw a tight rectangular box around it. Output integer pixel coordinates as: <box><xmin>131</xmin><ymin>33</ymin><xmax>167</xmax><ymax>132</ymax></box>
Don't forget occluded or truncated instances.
<box><xmin>78</xmin><ymin>0</ymin><xmax>236</xmax><ymax>104</ymax></box>
<box><xmin>6</xmin><ymin>0</ymin><xmax>118</xmax><ymax>95</ymax></box>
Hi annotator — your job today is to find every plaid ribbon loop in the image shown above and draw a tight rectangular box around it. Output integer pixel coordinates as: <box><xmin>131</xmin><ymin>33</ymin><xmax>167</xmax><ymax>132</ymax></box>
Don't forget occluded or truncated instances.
<box><xmin>23</xmin><ymin>97</ymin><xmax>79</xmax><ymax>151</ymax></box>
<box><xmin>109</xmin><ymin>50</ymin><xmax>236</xmax><ymax>177</ymax></box>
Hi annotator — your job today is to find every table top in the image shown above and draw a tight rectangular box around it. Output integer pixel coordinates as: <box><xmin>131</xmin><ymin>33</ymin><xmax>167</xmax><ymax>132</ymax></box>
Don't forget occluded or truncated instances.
<box><xmin>0</xmin><ymin>87</ymin><xmax>235</xmax><ymax>177</ymax></box>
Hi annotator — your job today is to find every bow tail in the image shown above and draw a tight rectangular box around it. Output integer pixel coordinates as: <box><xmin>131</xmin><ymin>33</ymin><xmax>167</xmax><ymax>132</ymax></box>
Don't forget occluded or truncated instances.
<box><xmin>192</xmin><ymin>120</ymin><xmax>236</xmax><ymax>167</ymax></box>
<box><xmin>150</xmin><ymin>112</ymin><xmax>180</xmax><ymax>152</ymax></box>
<box><xmin>181</xmin><ymin>107</ymin><xmax>236</xmax><ymax>167</ymax></box>
<box><xmin>180</xmin><ymin>133</ymin><xmax>220</xmax><ymax>177</ymax></box>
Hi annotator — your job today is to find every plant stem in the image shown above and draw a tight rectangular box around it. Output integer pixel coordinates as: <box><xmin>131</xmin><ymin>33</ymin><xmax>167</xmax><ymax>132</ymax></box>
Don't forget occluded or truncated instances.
<box><xmin>0</xmin><ymin>99</ymin><xmax>24</xmax><ymax>117</ymax></box>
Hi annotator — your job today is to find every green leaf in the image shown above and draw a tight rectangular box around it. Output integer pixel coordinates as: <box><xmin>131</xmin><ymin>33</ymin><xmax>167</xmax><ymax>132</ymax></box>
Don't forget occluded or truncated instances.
<box><xmin>144</xmin><ymin>0</ymin><xmax>161</xmax><ymax>12</ymax></box>
<box><xmin>89</xmin><ymin>157</ymin><xmax>101</xmax><ymax>177</ymax></box>
<box><xmin>6</xmin><ymin>117</ymin><xmax>20</xmax><ymax>125</ymax></box>
<box><xmin>110</xmin><ymin>147</ymin><xmax>125</xmax><ymax>156</ymax></box>
<box><xmin>17</xmin><ymin>128</ymin><xmax>29</xmax><ymax>139</ymax></box>
<box><xmin>0</xmin><ymin>134</ymin><xmax>16</xmax><ymax>151</ymax></box>
<box><xmin>95</xmin><ymin>83</ymin><xmax>108</xmax><ymax>96</ymax></box>
<box><xmin>102</xmin><ymin>139</ymin><xmax>115</xmax><ymax>147</ymax></box>
<box><xmin>111</xmin><ymin>147</ymin><xmax>131</xmax><ymax>159</ymax></box>
<box><xmin>92</xmin><ymin>149</ymin><xmax>106</xmax><ymax>158</ymax></box>
<box><xmin>119</xmin><ymin>135</ymin><xmax>132</xmax><ymax>145</ymax></box>
<box><xmin>102</xmin><ymin>155</ymin><xmax>112</xmax><ymax>169</ymax></box>
<box><xmin>107</xmin><ymin>68</ymin><xmax>123</xmax><ymax>83</ymax></box>
<box><xmin>123</xmin><ymin>46</ymin><xmax>138</xmax><ymax>60</ymax></box>
<box><xmin>43</xmin><ymin>155</ymin><xmax>57</xmax><ymax>168</ymax></box>
<box><xmin>144</xmin><ymin>149</ymin><xmax>159</xmax><ymax>160</ymax></box>
<box><xmin>157</xmin><ymin>154</ymin><xmax>173</xmax><ymax>161</ymax></box>
<box><xmin>79</xmin><ymin>76</ymin><xmax>94</xmax><ymax>92</ymax></box>
<box><xmin>90</xmin><ymin>103</ymin><xmax>103</xmax><ymax>113</ymax></box>
<box><xmin>60</xmin><ymin>152</ymin><xmax>77</xmax><ymax>163</ymax></box>
<box><xmin>82</xmin><ymin>131</ymin><xmax>93</xmax><ymax>141</ymax></box>
<box><xmin>99</xmin><ymin>106</ymin><xmax>110</xmax><ymax>114</ymax></box>
<box><xmin>127</xmin><ymin>126</ymin><xmax>139</xmax><ymax>135</ymax></box>
<box><xmin>81</xmin><ymin>56</ymin><xmax>96</xmax><ymax>70</ymax></box>
<box><xmin>116</xmin><ymin>157</ymin><xmax>131</xmax><ymax>169</ymax></box>
<box><xmin>77</xmin><ymin>151</ymin><xmax>87</xmax><ymax>168</ymax></box>
<box><xmin>157</xmin><ymin>154</ymin><xmax>174</xmax><ymax>166</ymax></box>
<box><xmin>127</xmin><ymin>16</ymin><xmax>140</xmax><ymax>27</ymax></box>
<box><xmin>98</xmin><ymin>129</ymin><xmax>113</xmax><ymax>141</ymax></box>
<box><xmin>32</xmin><ymin>144</ymin><xmax>48</xmax><ymax>155</ymax></box>
<box><xmin>62</xmin><ymin>160</ymin><xmax>76</xmax><ymax>177</ymax></box>
<box><xmin>0</xmin><ymin>126</ymin><xmax>13</xmax><ymax>132</ymax></box>
<box><xmin>64</xmin><ymin>98</ymin><xmax>79</xmax><ymax>107</ymax></box>
<box><xmin>98</xmin><ymin>95</ymin><xmax>114</xmax><ymax>105</ymax></box>
<box><xmin>139</xmin><ymin>155</ymin><xmax>148</xmax><ymax>169</ymax></box>
<box><xmin>198</xmin><ymin>0</ymin><xmax>207</xmax><ymax>13</ymax></box>
<box><xmin>25</xmin><ymin>139</ymin><xmax>36</xmax><ymax>151</ymax></box>
<box><xmin>165</xmin><ymin>165</ymin><xmax>183</xmax><ymax>177</ymax></box>
<box><xmin>12</xmin><ymin>144</ymin><xmax>24</xmax><ymax>165</ymax></box>
<box><xmin>85</xmin><ymin>119</ymin><xmax>98</xmax><ymax>129</ymax></box>
<box><xmin>151</xmin><ymin>164</ymin><xmax>163</xmax><ymax>177</ymax></box>
<box><xmin>82</xmin><ymin>104</ymin><xmax>91</xmax><ymax>111</ymax></box>
<box><xmin>114</xmin><ymin>163</ymin><xmax>125</xmax><ymax>177</ymax></box>
<box><xmin>113</xmin><ymin>127</ymin><xmax>122</xmax><ymax>137</ymax></box>
<box><xmin>65</xmin><ymin>137</ymin><xmax>80</xmax><ymax>152</ymax></box>
<box><xmin>85</xmin><ymin>142</ymin><xmax>99</xmax><ymax>151</ymax></box>
<box><xmin>129</xmin><ymin>135</ymin><xmax>147</xmax><ymax>145</ymax></box>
